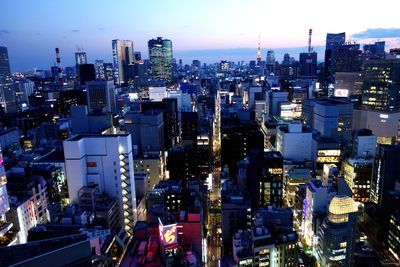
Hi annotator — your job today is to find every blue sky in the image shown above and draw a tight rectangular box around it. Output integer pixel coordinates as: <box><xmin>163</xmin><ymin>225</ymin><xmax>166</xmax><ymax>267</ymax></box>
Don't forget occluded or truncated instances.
<box><xmin>1</xmin><ymin>0</ymin><xmax>400</xmax><ymax>70</ymax></box>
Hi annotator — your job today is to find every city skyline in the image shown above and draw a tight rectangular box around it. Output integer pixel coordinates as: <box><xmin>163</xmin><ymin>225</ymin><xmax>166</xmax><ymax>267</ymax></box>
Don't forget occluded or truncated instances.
<box><xmin>1</xmin><ymin>0</ymin><xmax>400</xmax><ymax>70</ymax></box>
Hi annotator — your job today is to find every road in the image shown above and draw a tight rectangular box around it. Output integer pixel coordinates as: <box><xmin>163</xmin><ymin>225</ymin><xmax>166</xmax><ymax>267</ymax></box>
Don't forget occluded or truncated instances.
<box><xmin>206</xmin><ymin>94</ymin><xmax>222</xmax><ymax>267</ymax></box>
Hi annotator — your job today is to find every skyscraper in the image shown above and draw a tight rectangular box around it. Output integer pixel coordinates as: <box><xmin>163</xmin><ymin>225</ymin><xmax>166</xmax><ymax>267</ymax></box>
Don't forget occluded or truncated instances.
<box><xmin>0</xmin><ymin>46</ymin><xmax>11</xmax><ymax>78</ymax></box>
<box><xmin>148</xmin><ymin>37</ymin><xmax>173</xmax><ymax>81</ymax></box>
<box><xmin>370</xmin><ymin>145</ymin><xmax>400</xmax><ymax>207</ymax></box>
<box><xmin>86</xmin><ymin>80</ymin><xmax>116</xmax><ymax>113</ymax></box>
<box><xmin>361</xmin><ymin>59</ymin><xmax>400</xmax><ymax>112</ymax></box>
<box><xmin>75</xmin><ymin>50</ymin><xmax>87</xmax><ymax>66</ymax></box>
<box><xmin>75</xmin><ymin>49</ymin><xmax>87</xmax><ymax>78</ymax></box>
<box><xmin>112</xmin><ymin>39</ymin><xmax>134</xmax><ymax>85</ymax></box>
<box><xmin>0</xmin><ymin>145</ymin><xmax>14</xmax><ymax>246</ymax></box>
<box><xmin>324</xmin><ymin>32</ymin><xmax>346</xmax><ymax>83</ymax></box>
<box><xmin>317</xmin><ymin>196</ymin><xmax>358</xmax><ymax>267</ymax></box>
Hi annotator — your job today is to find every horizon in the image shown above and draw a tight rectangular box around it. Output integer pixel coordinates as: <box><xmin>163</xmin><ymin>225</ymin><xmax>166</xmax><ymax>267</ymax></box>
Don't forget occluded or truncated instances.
<box><xmin>1</xmin><ymin>0</ymin><xmax>400</xmax><ymax>70</ymax></box>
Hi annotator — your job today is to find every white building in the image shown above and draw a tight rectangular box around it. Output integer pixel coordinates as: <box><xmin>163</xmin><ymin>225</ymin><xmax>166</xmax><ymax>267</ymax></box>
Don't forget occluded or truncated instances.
<box><xmin>63</xmin><ymin>134</ymin><xmax>137</xmax><ymax>235</ymax></box>
<box><xmin>276</xmin><ymin>122</ymin><xmax>314</xmax><ymax>162</ymax></box>
<box><xmin>352</xmin><ymin>129</ymin><xmax>377</xmax><ymax>157</ymax></box>
<box><xmin>149</xmin><ymin>86</ymin><xmax>167</xmax><ymax>102</ymax></box>
<box><xmin>302</xmin><ymin>179</ymin><xmax>336</xmax><ymax>249</ymax></box>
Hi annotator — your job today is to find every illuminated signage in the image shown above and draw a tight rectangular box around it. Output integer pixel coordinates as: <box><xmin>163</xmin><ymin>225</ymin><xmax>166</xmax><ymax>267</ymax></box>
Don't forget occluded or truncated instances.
<box><xmin>158</xmin><ymin>218</ymin><xmax>178</xmax><ymax>246</ymax></box>
<box><xmin>268</xmin><ymin>168</ymin><xmax>283</xmax><ymax>174</ymax></box>
<box><xmin>379</xmin><ymin>114</ymin><xmax>389</xmax><ymax>119</ymax></box>
<box><xmin>334</xmin><ymin>89</ymin><xmax>349</xmax><ymax>97</ymax></box>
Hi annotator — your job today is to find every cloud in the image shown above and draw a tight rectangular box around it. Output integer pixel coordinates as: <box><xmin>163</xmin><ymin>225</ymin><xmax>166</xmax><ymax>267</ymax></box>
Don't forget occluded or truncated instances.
<box><xmin>352</xmin><ymin>28</ymin><xmax>400</xmax><ymax>39</ymax></box>
<box><xmin>70</xmin><ymin>29</ymin><xmax>80</xmax><ymax>33</ymax></box>
<box><xmin>0</xmin><ymin>30</ymin><xmax>10</xmax><ymax>36</ymax></box>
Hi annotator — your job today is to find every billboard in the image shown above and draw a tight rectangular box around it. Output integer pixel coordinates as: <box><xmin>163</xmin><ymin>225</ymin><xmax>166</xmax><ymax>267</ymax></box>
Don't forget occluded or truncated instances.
<box><xmin>334</xmin><ymin>89</ymin><xmax>349</xmax><ymax>97</ymax></box>
<box><xmin>158</xmin><ymin>218</ymin><xmax>178</xmax><ymax>246</ymax></box>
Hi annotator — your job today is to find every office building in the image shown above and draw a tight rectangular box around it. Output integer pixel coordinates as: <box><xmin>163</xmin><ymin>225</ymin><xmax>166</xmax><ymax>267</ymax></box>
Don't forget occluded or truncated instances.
<box><xmin>112</xmin><ymin>39</ymin><xmax>134</xmax><ymax>85</ymax></box>
<box><xmin>124</xmin><ymin>110</ymin><xmax>165</xmax><ymax>155</ymax></box>
<box><xmin>352</xmin><ymin>129</ymin><xmax>376</xmax><ymax>157</ymax></box>
<box><xmin>0</xmin><ymin>46</ymin><xmax>11</xmax><ymax>78</ymax></box>
<box><xmin>334</xmin><ymin>43</ymin><xmax>362</xmax><ymax>73</ymax></box>
<box><xmin>324</xmin><ymin>32</ymin><xmax>346</xmax><ymax>83</ymax></box>
<box><xmin>248</xmin><ymin>151</ymin><xmax>284</xmax><ymax>210</ymax></box>
<box><xmin>342</xmin><ymin>157</ymin><xmax>373</xmax><ymax>203</ymax></box>
<box><xmin>63</xmin><ymin>134</ymin><xmax>137</xmax><ymax>235</ymax></box>
<box><xmin>363</xmin><ymin>41</ymin><xmax>385</xmax><ymax>61</ymax></box>
<box><xmin>148</xmin><ymin>37</ymin><xmax>173</xmax><ymax>81</ymax></box>
<box><xmin>299</xmin><ymin>52</ymin><xmax>318</xmax><ymax>78</ymax></box>
<box><xmin>317</xmin><ymin>196</ymin><xmax>358</xmax><ymax>267</ymax></box>
<box><xmin>370</xmin><ymin>145</ymin><xmax>400</xmax><ymax>207</ymax></box>
<box><xmin>310</xmin><ymin>98</ymin><xmax>353</xmax><ymax>143</ymax></box>
<box><xmin>232</xmin><ymin>207</ymin><xmax>299</xmax><ymax>267</ymax></box>
<box><xmin>361</xmin><ymin>59</ymin><xmax>400</xmax><ymax>112</ymax></box>
<box><xmin>302</xmin><ymin>179</ymin><xmax>336</xmax><ymax>248</ymax></box>
<box><xmin>221</xmin><ymin>184</ymin><xmax>251</xmax><ymax>253</ymax></box>
<box><xmin>0</xmin><ymin>76</ymin><xmax>16</xmax><ymax>114</ymax></box>
<box><xmin>86</xmin><ymin>80</ymin><xmax>116</xmax><ymax>113</ymax></box>
<box><xmin>221</xmin><ymin>121</ymin><xmax>264</xmax><ymax>179</ymax></box>
<box><xmin>78</xmin><ymin>64</ymin><xmax>96</xmax><ymax>85</ymax></box>
<box><xmin>0</xmin><ymin>145</ymin><xmax>15</xmax><ymax>246</ymax></box>
<box><xmin>388</xmin><ymin>209</ymin><xmax>400</xmax><ymax>261</ymax></box>
<box><xmin>276</xmin><ymin>122</ymin><xmax>314</xmax><ymax>162</ymax></box>
<box><xmin>141</xmin><ymin>98</ymin><xmax>179</xmax><ymax>149</ymax></box>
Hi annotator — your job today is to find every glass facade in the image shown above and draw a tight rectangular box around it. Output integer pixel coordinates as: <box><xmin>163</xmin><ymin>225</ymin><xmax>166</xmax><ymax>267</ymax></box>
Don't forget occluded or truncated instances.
<box><xmin>112</xmin><ymin>39</ymin><xmax>134</xmax><ymax>85</ymax></box>
<box><xmin>148</xmin><ymin>37</ymin><xmax>173</xmax><ymax>81</ymax></box>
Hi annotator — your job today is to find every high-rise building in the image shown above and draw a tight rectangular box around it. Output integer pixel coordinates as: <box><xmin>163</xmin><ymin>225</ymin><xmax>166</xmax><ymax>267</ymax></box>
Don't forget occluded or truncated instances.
<box><xmin>342</xmin><ymin>157</ymin><xmax>373</xmax><ymax>203</ymax></box>
<box><xmin>63</xmin><ymin>134</ymin><xmax>137</xmax><ymax>235</ymax></box>
<box><xmin>0</xmin><ymin>145</ymin><xmax>14</xmax><ymax>246</ymax></box>
<box><xmin>370</xmin><ymin>145</ymin><xmax>400</xmax><ymax>207</ymax></box>
<box><xmin>317</xmin><ymin>196</ymin><xmax>358</xmax><ymax>267</ymax></box>
<box><xmin>0</xmin><ymin>76</ymin><xmax>16</xmax><ymax>114</ymax></box>
<box><xmin>363</xmin><ymin>41</ymin><xmax>385</xmax><ymax>61</ymax></box>
<box><xmin>86</xmin><ymin>80</ymin><xmax>116</xmax><ymax>113</ymax></box>
<box><xmin>299</xmin><ymin>52</ymin><xmax>318</xmax><ymax>78</ymax></box>
<box><xmin>324</xmin><ymin>32</ymin><xmax>346</xmax><ymax>83</ymax></box>
<box><xmin>148</xmin><ymin>37</ymin><xmax>173</xmax><ymax>81</ymax></box>
<box><xmin>248</xmin><ymin>151</ymin><xmax>284</xmax><ymax>210</ymax></box>
<box><xmin>0</xmin><ymin>46</ymin><xmax>11</xmax><ymax>78</ymax></box>
<box><xmin>112</xmin><ymin>39</ymin><xmax>134</xmax><ymax>85</ymax></box>
<box><xmin>78</xmin><ymin>64</ymin><xmax>96</xmax><ymax>85</ymax></box>
<box><xmin>75</xmin><ymin>50</ymin><xmax>87</xmax><ymax>79</ymax></box>
<box><xmin>361</xmin><ymin>59</ymin><xmax>400</xmax><ymax>112</ymax></box>
<box><xmin>334</xmin><ymin>43</ymin><xmax>362</xmax><ymax>73</ymax></box>
<box><xmin>75</xmin><ymin>50</ymin><xmax>87</xmax><ymax>66</ymax></box>
<box><xmin>94</xmin><ymin>59</ymin><xmax>105</xmax><ymax>80</ymax></box>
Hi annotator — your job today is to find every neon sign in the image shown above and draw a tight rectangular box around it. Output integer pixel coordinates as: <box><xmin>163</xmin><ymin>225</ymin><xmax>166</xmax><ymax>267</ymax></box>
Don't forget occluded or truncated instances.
<box><xmin>158</xmin><ymin>218</ymin><xmax>178</xmax><ymax>246</ymax></box>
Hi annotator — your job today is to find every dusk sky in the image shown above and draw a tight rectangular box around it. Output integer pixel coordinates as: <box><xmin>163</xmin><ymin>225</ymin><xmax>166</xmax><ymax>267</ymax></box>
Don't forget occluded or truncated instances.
<box><xmin>1</xmin><ymin>0</ymin><xmax>400</xmax><ymax>71</ymax></box>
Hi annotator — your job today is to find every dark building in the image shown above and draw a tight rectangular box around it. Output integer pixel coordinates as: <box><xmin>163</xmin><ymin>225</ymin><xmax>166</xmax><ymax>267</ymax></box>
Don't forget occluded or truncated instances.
<box><xmin>78</xmin><ymin>64</ymin><xmax>96</xmax><ymax>85</ymax></box>
<box><xmin>361</xmin><ymin>59</ymin><xmax>400</xmax><ymax>112</ymax></box>
<box><xmin>363</xmin><ymin>41</ymin><xmax>385</xmax><ymax>61</ymax></box>
<box><xmin>181</xmin><ymin>111</ymin><xmax>198</xmax><ymax>148</ymax></box>
<box><xmin>221</xmin><ymin>121</ymin><xmax>264</xmax><ymax>179</ymax></box>
<box><xmin>299</xmin><ymin>52</ymin><xmax>318</xmax><ymax>78</ymax></box>
<box><xmin>370</xmin><ymin>145</ymin><xmax>400</xmax><ymax>207</ymax></box>
<box><xmin>141</xmin><ymin>98</ymin><xmax>179</xmax><ymax>149</ymax></box>
<box><xmin>334</xmin><ymin>43</ymin><xmax>362</xmax><ymax>73</ymax></box>
<box><xmin>56</xmin><ymin>89</ymin><xmax>87</xmax><ymax>115</ymax></box>
<box><xmin>248</xmin><ymin>151</ymin><xmax>284</xmax><ymax>210</ymax></box>
<box><xmin>0</xmin><ymin>46</ymin><xmax>11</xmax><ymax>78</ymax></box>
<box><xmin>324</xmin><ymin>32</ymin><xmax>346</xmax><ymax>83</ymax></box>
